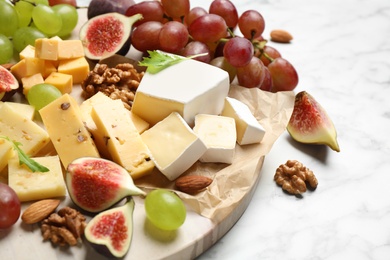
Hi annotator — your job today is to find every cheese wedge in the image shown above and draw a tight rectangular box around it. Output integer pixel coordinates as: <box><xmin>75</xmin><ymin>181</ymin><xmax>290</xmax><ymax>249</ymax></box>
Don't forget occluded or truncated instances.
<box><xmin>39</xmin><ymin>94</ymin><xmax>100</xmax><ymax>168</ymax></box>
<box><xmin>91</xmin><ymin>99</ymin><xmax>154</xmax><ymax>179</ymax></box>
<box><xmin>141</xmin><ymin>112</ymin><xmax>207</xmax><ymax>181</ymax></box>
<box><xmin>8</xmin><ymin>155</ymin><xmax>66</xmax><ymax>202</ymax></box>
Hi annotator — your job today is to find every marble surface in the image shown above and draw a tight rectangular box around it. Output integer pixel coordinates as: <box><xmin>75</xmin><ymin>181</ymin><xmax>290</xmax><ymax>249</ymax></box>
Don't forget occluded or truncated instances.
<box><xmin>197</xmin><ymin>0</ymin><xmax>390</xmax><ymax>259</ymax></box>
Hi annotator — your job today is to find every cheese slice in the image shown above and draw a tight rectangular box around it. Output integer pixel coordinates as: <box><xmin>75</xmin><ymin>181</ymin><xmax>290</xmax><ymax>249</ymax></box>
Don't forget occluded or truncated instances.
<box><xmin>193</xmin><ymin>114</ymin><xmax>236</xmax><ymax>164</ymax></box>
<box><xmin>39</xmin><ymin>94</ymin><xmax>100</xmax><ymax>168</ymax></box>
<box><xmin>132</xmin><ymin>57</ymin><xmax>229</xmax><ymax>126</ymax></box>
<box><xmin>0</xmin><ymin>139</ymin><xmax>14</xmax><ymax>173</ymax></box>
<box><xmin>8</xmin><ymin>155</ymin><xmax>66</xmax><ymax>202</ymax></box>
<box><xmin>0</xmin><ymin>101</ymin><xmax>35</xmax><ymax>120</ymax></box>
<box><xmin>91</xmin><ymin>99</ymin><xmax>154</xmax><ymax>179</ymax></box>
<box><xmin>222</xmin><ymin>97</ymin><xmax>266</xmax><ymax>145</ymax></box>
<box><xmin>141</xmin><ymin>112</ymin><xmax>207</xmax><ymax>181</ymax></box>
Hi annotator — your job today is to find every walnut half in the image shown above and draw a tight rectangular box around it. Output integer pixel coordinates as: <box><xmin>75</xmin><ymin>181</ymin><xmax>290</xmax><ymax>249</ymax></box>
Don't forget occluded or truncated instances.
<box><xmin>274</xmin><ymin>160</ymin><xmax>318</xmax><ymax>195</ymax></box>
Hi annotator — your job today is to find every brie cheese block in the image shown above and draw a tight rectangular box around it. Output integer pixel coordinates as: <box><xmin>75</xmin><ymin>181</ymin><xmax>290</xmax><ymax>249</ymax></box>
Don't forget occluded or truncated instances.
<box><xmin>222</xmin><ymin>97</ymin><xmax>266</xmax><ymax>145</ymax></box>
<box><xmin>193</xmin><ymin>114</ymin><xmax>236</xmax><ymax>164</ymax></box>
<box><xmin>132</xmin><ymin>57</ymin><xmax>229</xmax><ymax>126</ymax></box>
<box><xmin>141</xmin><ymin>112</ymin><xmax>207</xmax><ymax>181</ymax></box>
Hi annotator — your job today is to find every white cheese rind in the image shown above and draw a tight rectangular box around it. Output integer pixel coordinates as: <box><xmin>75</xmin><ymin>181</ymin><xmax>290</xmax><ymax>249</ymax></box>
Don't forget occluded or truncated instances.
<box><xmin>193</xmin><ymin>114</ymin><xmax>236</xmax><ymax>164</ymax></box>
<box><xmin>222</xmin><ymin>97</ymin><xmax>266</xmax><ymax>145</ymax></box>
<box><xmin>132</xmin><ymin>58</ymin><xmax>230</xmax><ymax>126</ymax></box>
<box><xmin>141</xmin><ymin>112</ymin><xmax>207</xmax><ymax>181</ymax></box>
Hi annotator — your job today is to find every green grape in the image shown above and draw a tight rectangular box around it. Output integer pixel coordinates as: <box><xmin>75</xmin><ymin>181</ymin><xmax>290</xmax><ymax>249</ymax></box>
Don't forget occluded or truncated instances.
<box><xmin>52</xmin><ymin>4</ymin><xmax>78</xmax><ymax>37</ymax></box>
<box><xmin>14</xmin><ymin>1</ymin><xmax>34</xmax><ymax>27</ymax></box>
<box><xmin>145</xmin><ymin>189</ymin><xmax>186</xmax><ymax>231</ymax></box>
<box><xmin>32</xmin><ymin>4</ymin><xmax>62</xmax><ymax>35</ymax></box>
<box><xmin>12</xmin><ymin>27</ymin><xmax>46</xmax><ymax>54</ymax></box>
<box><xmin>27</xmin><ymin>83</ymin><xmax>62</xmax><ymax>111</ymax></box>
<box><xmin>31</xmin><ymin>0</ymin><xmax>50</xmax><ymax>5</ymax></box>
<box><xmin>0</xmin><ymin>34</ymin><xmax>13</xmax><ymax>64</ymax></box>
<box><xmin>0</xmin><ymin>1</ymin><xmax>19</xmax><ymax>37</ymax></box>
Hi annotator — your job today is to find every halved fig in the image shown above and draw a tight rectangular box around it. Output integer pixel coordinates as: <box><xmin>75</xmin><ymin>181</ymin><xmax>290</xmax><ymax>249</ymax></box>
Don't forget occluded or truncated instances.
<box><xmin>66</xmin><ymin>157</ymin><xmax>145</xmax><ymax>213</ymax></box>
<box><xmin>79</xmin><ymin>12</ymin><xmax>142</xmax><ymax>60</ymax></box>
<box><xmin>287</xmin><ymin>91</ymin><xmax>340</xmax><ymax>152</ymax></box>
<box><xmin>85</xmin><ymin>198</ymin><xmax>135</xmax><ymax>258</ymax></box>
<box><xmin>0</xmin><ymin>65</ymin><xmax>19</xmax><ymax>101</ymax></box>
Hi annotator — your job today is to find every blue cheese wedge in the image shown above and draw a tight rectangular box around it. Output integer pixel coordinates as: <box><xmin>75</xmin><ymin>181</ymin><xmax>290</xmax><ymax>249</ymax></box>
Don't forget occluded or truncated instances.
<box><xmin>193</xmin><ymin>114</ymin><xmax>236</xmax><ymax>164</ymax></box>
<box><xmin>222</xmin><ymin>97</ymin><xmax>266</xmax><ymax>145</ymax></box>
<box><xmin>132</xmin><ymin>58</ymin><xmax>230</xmax><ymax>126</ymax></box>
<box><xmin>141</xmin><ymin>112</ymin><xmax>207</xmax><ymax>181</ymax></box>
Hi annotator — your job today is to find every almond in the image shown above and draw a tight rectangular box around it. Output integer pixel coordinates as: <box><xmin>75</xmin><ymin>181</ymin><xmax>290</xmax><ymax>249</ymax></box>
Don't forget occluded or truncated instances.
<box><xmin>175</xmin><ymin>175</ymin><xmax>213</xmax><ymax>194</ymax></box>
<box><xmin>270</xmin><ymin>29</ymin><xmax>293</xmax><ymax>43</ymax></box>
<box><xmin>21</xmin><ymin>199</ymin><xmax>61</xmax><ymax>224</ymax></box>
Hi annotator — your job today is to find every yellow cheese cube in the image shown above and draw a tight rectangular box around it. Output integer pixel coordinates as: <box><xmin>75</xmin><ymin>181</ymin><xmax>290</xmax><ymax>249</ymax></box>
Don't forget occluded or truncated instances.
<box><xmin>91</xmin><ymin>100</ymin><xmax>154</xmax><ymax>179</ymax></box>
<box><xmin>57</xmin><ymin>57</ymin><xmax>89</xmax><ymax>84</ymax></box>
<box><xmin>0</xmin><ymin>139</ymin><xmax>14</xmax><ymax>173</ymax></box>
<box><xmin>43</xmin><ymin>60</ymin><xmax>58</xmax><ymax>78</ymax></box>
<box><xmin>0</xmin><ymin>101</ymin><xmax>35</xmax><ymax>120</ymax></box>
<box><xmin>39</xmin><ymin>94</ymin><xmax>100</xmax><ymax>168</ymax></box>
<box><xmin>57</xmin><ymin>40</ymin><xmax>84</xmax><ymax>60</ymax></box>
<box><xmin>8</xmin><ymin>155</ymin><xmax>66</xmax><ymax>202</ymax></box>
<box><xmin>21</xmin><ymin>73</ymin><xmax>44</xmax><ymax>95</ymax></box>
<box><xmin>11</xmin><ymin>58</ymin><xmax>45</xmax><ymax>80</ymax></box>
<box><xmin>35</xmin><ymin>38</ymin><xmax>59</xmax><ymax>60</ymax></box>
<box><xmin>0</xmin><ymin>103</ymin><xmax>50</xmax><ymax>156</ymax></box>
<box><xmin>19</xmin><ymin>45</ymin><xmax>35</xmax><ymax>60</ymax></box>
<box><xmin>44</xmin><ymin>72</ymin><xmax>73</xmax><ymax>94</ymax></box>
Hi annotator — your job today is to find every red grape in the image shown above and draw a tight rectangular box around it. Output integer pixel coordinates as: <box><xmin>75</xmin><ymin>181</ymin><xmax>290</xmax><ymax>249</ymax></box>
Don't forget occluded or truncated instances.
<box><xmin>131</xmin><ymin>21</ymin><xmax>163</xmax><ymax>52</ymax></box>
<box><xmin>49</xmin><ymin>0</ymin><xmax>77</xmax><ymax>6</ymax></box>
<box><xmin>258</xmin><ymin>45</ymin><xmax>282</xmax><ymax>66</ymax></box>
<box><xmin>210</xmin><ymin>56</ymin><xmax>237</xmax><ymax>83</ymax></box>
<box><xmin>259</xmin><ymin>66</ymin><xmax>272</xmax><ymax>91</ymax></box>
<box><xmin>185</xmin><ymin>7</ymin><xmax>207</xmax><ymax>26</ymax></box>
<box><xmin>161</xmin><ymin>0</ymin><xmax>190</xmax><ymax>19</ymax></box>
<box><xmin>268</xmin><ymin>57</ymin><xmax>299</xmax><ymax>92</ymax></box>
<box><xmin>189</xmin><ymin>14</ymin><xmax>228</xmax><ymax>44</ymax></box>
<box><xmin>236</xmin><ymin>56</ymin><xmax>266</xmax><ymax>88</ymax></box>
<box><xmin>159</xmin><ymin>21</ymin><xmax>189</xmax><ymax>53</ymax></box>
<box><xmin>209</xmin><ymin>0</ymin><xmax>238</xmax><ymax>29</ymax></box>
<box><xmin>223</xmin><ymin>37</ymin><xmax>253</xmax><ymax>67</ymax></box>
<box><xmin>181</xmin><ymin>41</ymin><xmax>211</xmax><ymax>63</ymax></box>
<box><xmin>125</xmin><ymin>1</ymin><xmax>165</xmax><ymax>26</ymax></box>
<box><xmin>238</xmin><ymin>10</ymin><xmax>265</xmax><ymax>40</ymax></box>
<box><xmin>0</xmin><ymin>183</ymin><xmax>21</xmax><ymax>229</ymax></box>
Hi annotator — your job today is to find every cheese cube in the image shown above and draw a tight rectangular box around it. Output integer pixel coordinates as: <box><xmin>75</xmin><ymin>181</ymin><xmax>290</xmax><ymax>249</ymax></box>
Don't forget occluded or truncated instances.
<box><xmin>221</xmin><ymin>97</ymin><xmax>266</xmax><ymax>145</ymax></box>
<box><xmin>91</xmin><ymin>99</ymin><xmax>155</xmax><ymax>179</ymax></box>
<box><xmin>19</xmin><ymin>45</ymin><xmax>35</xmax><ymax>59</ymax></box>
<box><xmin>57</xmin><ymin>57</ymin><xmax>90</xmax><ymax>84</ymax></box>
<box><xmin>11</xmin><ymin>58</ymin><xmax>45</xmax><ymax>80</ymax></box>
<box><xmin>0</xmin><ymin>102</ymin><xmax>35</xmax><ymax>120</ymax></box>
<box><xmin>193</xmin><ymin>114</ymin><xmax>236</xmax><ymax>164</ymax></box>
<box><xmin>0</xmin><ymin>139</ymin><xmax>14</xmax><ymax>173</ymax></box>
<box><xmin>43</xmin><ymin>60</ymin><xmax>58</xmax><ymax>78</ymax></box>
<box><xmin>57</xmin><ymin>40</ymin><xmax>84</xmax><ymax>60</ymax></box>
<box><xmin>39</xmin><ymin>94</ymin><xmax>100</xmax><ymax>168</ymax></box>
<box><xmin>0</xmin><ymin>103</ymin><xmax>50</xmax><ymax>156</ymax></box>
<box><xmin>35</xmin><ymin>38</ymin><xmax>59</xmax><ymax>60</ymax></box>
<box><xmin>141</xmin><ymin>112</ymin><xmax>207</xmax><ymax>181</ymax></box>
<box><xmin>21</xmin><ymin>73</ymin><xmax>44</xmax><ymax>95</ymax></box>
<box><xmin>44</xmin><ymin>72</ymin><xmax>73</xmax><ymax>94</ymax></box>
<box><xmin>8</xmin><ymin>155</ymin><xmax>66</xmax><ymax>202</ymax></box>
<box><xmin>132</xmin><ymin>58</ymin><xmax>229</xmax><ymax>126</ymax></box>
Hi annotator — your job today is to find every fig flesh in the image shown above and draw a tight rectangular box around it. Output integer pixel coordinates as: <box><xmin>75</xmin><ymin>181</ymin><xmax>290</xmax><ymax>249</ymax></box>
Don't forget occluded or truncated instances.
<box><xmin>287</xmin><ymin>91</ymin><xmax>340</xmax><ymax>152</ymax></box>
<box><xmin>0</xmin><ymin>65</ymin><xmax>19</xmax><ymax>101</ymax></box>
<box><xmin>85</xmin><ymin>198</ymin><xmax>135</xmax><ymax>258</ymax></box>
<box><xmin>66</xmin><ymin>157</ymin><xmax>145</xmax><ymax>213</ymax></box>
<box><xmin>79</xmin><ymin>12</ymin><xmax>142</xmax><ymax>60</ymax></box>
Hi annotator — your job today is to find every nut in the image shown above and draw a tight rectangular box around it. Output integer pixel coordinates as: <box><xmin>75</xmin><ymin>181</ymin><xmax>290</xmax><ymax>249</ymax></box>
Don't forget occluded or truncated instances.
<box><xmin>175</xmin><ymin>175</ymin><xmax>213</xmax><ymax>194</ymax></box>
<box><xmin>274</xmin><ymin>160</ymin><xmax>318</xmax><ymax>195</ymax></box>
<box><xmin>21</xmin><ymin>199</ymin><xmax>61</xmax><ymax>224</ymax></box>
<box><xmin>270</xmin><ymin>29</ymin><xmax>293</xmax><ymax>43</ymax></box>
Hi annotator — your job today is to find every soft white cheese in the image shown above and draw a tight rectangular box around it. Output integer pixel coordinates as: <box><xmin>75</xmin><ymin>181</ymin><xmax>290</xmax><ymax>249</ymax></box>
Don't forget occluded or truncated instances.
<box><xmin>193</xmin><ymin>114</ymin><xmax>236</xmax><ymax>164</ymax></box>
<box><xmin>222</xmin><ymin>97</ymin><xmax>266</xmax><ymax>145</ymax></box>
<box><xmin>132</xmin><ymin>57</ymin><xmax>230</xmax><ymax>126</ymax></box>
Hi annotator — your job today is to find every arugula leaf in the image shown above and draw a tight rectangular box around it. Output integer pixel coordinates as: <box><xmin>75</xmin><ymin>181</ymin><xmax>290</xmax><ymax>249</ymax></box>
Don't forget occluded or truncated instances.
<box><xmin>0</xmin><ymin>136</ymin><xmax>49</xmax><ymax>173</ymax></box>
<box><xmin>139</xmin><ymin>50</ymin><xmax>208</xmax><ymax>74</ymax></box>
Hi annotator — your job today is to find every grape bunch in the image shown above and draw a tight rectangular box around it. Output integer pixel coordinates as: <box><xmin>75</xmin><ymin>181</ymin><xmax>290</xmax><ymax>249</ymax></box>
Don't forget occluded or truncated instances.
<box><xmin>0</xmin><ymin>0</ymin><xmax>78</xmax><ymax>64</ymax></box>
<box><xmin>127</xmin><ymin>0</ymin><xmax>298</xmax><ymax>92</ymax></box>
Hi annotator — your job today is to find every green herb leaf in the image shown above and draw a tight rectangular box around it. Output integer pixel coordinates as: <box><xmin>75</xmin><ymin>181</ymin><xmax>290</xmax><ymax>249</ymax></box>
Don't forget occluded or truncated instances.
<box><xmin>138</xmin><ymin>50</ymin><xmax>208</xmax><ymax>74</ymax></box>
<box><xmin>0</xmin><ymin>136</ymin><xmax>49</xmax><ymax>172</ymax></box>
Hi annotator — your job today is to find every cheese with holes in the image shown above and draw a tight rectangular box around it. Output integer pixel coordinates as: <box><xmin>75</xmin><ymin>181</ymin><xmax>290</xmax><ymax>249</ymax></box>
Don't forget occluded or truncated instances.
<box><xmin>193</xmin><ymin>114</ymin><xmax>236</xmax><ymax>164</ymax></box>
<box><xmin>141</xmin><ymin>112</ymin><xmax>207</xmax><ymax>181</ymax></box>
<box><xmin>132</xmin><ymin>57</ymin><xmax>229</xmax><ymax>126</ymax></box>
<box><xmin>44</xmin><ymin>72</ymin><xmax>73</xmax><ymax>94</ymax></box>
<box><xmin>8</xmin><ymin>155</ymin><xmax>66</xmax><ymax>202</ymax></box>
<box><xmin>57</xmin><ymin>57</ymin><xmax>89</xmax><ymax>84</ymax></box>
<box><xmin>222</xmin><ymin>97</ymin><xmax>266</xmax><ymax>145</ymax></box>
<box><xmin>91</xmin><ymin>99</ymin><xmax>154</xmax><ymax>179</ymax></box>
<box><xmin>39</xmin><ymin>94</ymin><xmax>100</xmax><ymax>168</ymax></box>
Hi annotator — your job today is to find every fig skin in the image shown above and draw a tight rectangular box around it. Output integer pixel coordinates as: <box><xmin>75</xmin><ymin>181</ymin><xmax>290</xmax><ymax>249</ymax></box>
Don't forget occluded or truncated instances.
<box><xmin>287</xmin><ymin>91</ymin><xmax>340</xmax><ymax>152</ymax></box>
<box><xmin>87</xmin><ymin>0</ymin><xmax>136</xmax><ymax>19</ymax></box>
<box><xmin>0</xmin><ymin>65</ymin><xmax>19</xmax><ymax>101</ymax></box>
<box><xmin>66</xmin><ymin>157</ymin><xmax>145</xmax><ymax>213</ymax></box>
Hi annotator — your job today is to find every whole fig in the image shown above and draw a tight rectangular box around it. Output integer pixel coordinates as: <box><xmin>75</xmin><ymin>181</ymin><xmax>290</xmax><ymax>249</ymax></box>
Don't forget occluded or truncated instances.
<box><xmin>87</xmin><ymin>0</ymin><xmax>135</xmax><ymax>19</ymax></box>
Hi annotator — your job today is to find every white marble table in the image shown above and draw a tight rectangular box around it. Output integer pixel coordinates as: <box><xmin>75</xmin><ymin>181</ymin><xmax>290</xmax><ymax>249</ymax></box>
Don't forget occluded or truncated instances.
<box><xmin>198</xmin><ymin>0</ymin><xmax>390</xmax><ymax>259</ymax></box>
